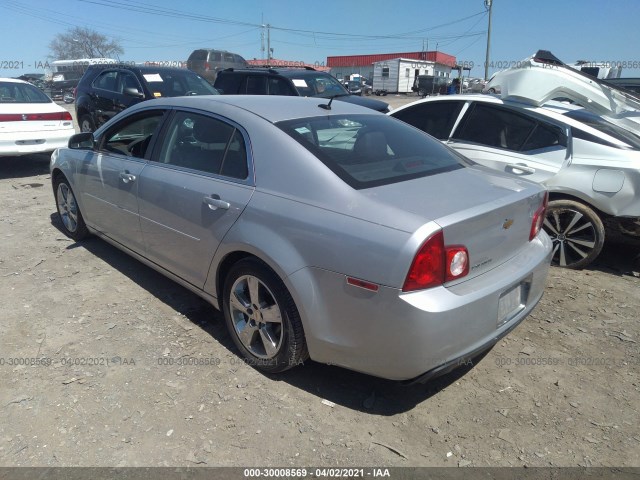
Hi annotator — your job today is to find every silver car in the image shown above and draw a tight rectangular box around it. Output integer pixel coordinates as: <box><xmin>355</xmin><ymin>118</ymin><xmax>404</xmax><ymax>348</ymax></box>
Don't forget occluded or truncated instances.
<box><xmin>391</xmin><ymin>94</ymin><xmax>640</xmax><ymax>269</ymax></box>
<box><xmin>51</xmin><ymin>95</ymin><xmax>551</xmax><ymax>381</ymax></box>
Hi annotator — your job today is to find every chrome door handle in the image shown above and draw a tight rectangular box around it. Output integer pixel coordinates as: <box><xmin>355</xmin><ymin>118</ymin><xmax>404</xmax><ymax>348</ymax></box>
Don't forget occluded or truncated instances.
<box><xmin>506</xmin><ymin>163</ymin><xmax>536</xmax><ymax>174</ymax></box>
<box><xmin>119</xmin><ymin>172</ymin><xmax>136</xmax><ymax>183</ymax></box>
<box><xmin>203</xmin><ymin>196</ymin><xmax>230</xmax><ymax>210</ymax></box>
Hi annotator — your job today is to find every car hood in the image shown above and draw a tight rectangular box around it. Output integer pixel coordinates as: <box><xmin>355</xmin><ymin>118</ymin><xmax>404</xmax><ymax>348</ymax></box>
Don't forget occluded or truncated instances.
<box><xmin>334</xmin><ymin>94</ymin><xmax>389</xmax><ymax>113</ymax></box>
<box><xmin>487</xmin><ymin>50</ymin><xmax>640</xmax><ymax>122</ymax></box>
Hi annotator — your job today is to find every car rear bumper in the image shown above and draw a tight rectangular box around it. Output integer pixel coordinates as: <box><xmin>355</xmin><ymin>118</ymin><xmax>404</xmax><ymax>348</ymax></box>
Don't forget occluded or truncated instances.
<box><xmin>0</xmin><ymin>129</ymin><xmax>74</xmax><ymax>156</ymax></box>
<box><xmin>287</xmin><ymin>232</ymin><xmax>552</xmax><ymax>381</ymax></box>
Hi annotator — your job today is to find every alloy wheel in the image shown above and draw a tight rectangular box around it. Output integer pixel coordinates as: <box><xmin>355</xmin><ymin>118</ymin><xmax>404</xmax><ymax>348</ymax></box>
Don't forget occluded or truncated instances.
<box><xmin>228</xmin><ymin>274</ymin><xmax>284</xmax><ymax>359</ymax></box>
<box><xmin>544</xmin><ymin>207</ymin><xmax>598</xmax><ymax>267</ymax></box>
<box><xmin>56</xmin><ymin>182</ymin><xmax>78</xmax><ymax>233</ymax></box>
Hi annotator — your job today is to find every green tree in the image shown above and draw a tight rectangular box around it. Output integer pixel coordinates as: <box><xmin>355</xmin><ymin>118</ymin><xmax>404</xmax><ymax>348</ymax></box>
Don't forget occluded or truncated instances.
<box><xmin>49</xmin><ymin>27</ymin><xmax>124</xmax><ymax>60</ymax></box>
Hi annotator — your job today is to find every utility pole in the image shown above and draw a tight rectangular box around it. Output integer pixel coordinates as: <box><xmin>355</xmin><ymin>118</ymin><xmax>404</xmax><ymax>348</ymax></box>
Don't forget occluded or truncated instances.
<box><xmin>261</xmin><ymin>14</ymin><xmax>265</xmax><ymax>60</ymax></box>
<box><xmin>484</xmin><ymin>0</ymin><xmax>493</xmax><ymax>80</ymax></box>
<box><xmin>267</xmin><ymin>24</ymin><xmax>271</xmax><ymax>62</ymax></box>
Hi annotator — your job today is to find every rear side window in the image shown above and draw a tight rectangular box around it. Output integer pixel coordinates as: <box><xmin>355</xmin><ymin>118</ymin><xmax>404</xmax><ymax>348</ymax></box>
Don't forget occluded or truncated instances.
<box><xmin>278</xmin><ymin>114</ymin><xmax>466</xmax><ymax>189</ymax></box>
<box><xmin>392</xmin><ymin>101</ymin><xmax>464</xmax><ymax>140</ymax></box>
<box><xmin>214</xmin><ymin>74</ymin><xmax>244</xmax><ymax>94</ymax></box>
<box><xmin>564</xmin><ymin>109</ymin><xmax>640</xmax><ymax>150</ymax></box>
<box><xmin>157</xmin><ymin>111</ymin><xmax>248</xmax><ymax>179</ymax></box>
<box><xmin>245</xmin><ymin>76</ymin><xmax>267</xmax><ymax>94</ymax></box>
<box><xmin>268</xmin><ymin>78</ymin><xmax>296</xmax><ymax>95</ymax></box>
<box><xmin>454</xmin><ymin>103</ymin><xmax>565</xmax><ymax>151</ymax></box>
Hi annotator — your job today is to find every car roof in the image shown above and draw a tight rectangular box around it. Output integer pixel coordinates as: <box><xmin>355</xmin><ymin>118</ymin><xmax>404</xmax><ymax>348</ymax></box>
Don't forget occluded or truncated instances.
<box><xmin>87</xmin><ymin>64</ymin><xmax>199</xmax><ymax>74</ymax></box>
<box><xmin>124</xmin><ymin>94</ymin><xmax>378</xmax><ymax>123</ymax></box>
<box><xmin>391</xmin><ymin>93</ymin><xmax>638</xmax><ymax>149</ymax></box>
<box><xmin>220</xmin><ymin>67</ymin><xmax>317</xmax><ymax>76</ymax></box>
<box><xmin>0</xmin><ymin>77</ymin><xmax>29</xmax><ymax>84</ymax></box>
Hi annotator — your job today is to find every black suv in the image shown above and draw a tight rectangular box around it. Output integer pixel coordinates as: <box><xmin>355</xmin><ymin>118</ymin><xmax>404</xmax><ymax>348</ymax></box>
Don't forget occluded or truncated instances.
<box><xmin>213</xmin><ymin>67</ymin><xmax>389</xmax><ymax>113</ymax></box>
<box><xmin>75</xmin><ymin>64</ymin><xmax>218</xmax><ymax>132</ymax></box>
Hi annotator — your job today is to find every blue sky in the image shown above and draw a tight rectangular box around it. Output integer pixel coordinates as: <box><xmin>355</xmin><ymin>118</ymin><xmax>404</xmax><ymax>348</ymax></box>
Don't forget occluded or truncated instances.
<box><xmin>2</xmin><ymin>0</ymin><xmax>640</xmax><ymax>78</ymax></box>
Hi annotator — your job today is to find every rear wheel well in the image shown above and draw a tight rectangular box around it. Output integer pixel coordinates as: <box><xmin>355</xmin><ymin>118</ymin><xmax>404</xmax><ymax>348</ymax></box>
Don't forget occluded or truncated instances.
<box><xmin>216</xmin><ymin>252</ymin><xmax>265</xmax><ymax>299</ymax></box>
<box><xmin>547</xmin><ymin>192</ymin><xmax>609</xmax><ymax>220</ymax></box>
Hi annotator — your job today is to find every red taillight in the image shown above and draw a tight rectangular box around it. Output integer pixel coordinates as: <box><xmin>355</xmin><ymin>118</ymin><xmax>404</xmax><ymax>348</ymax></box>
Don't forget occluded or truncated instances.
<box><xmin>0</xmin><ymin>112</ymin><xmax>72</xmax><ymax>122</ymax></box>
<box><xmin>529</xmin><ymin>191</ymin><xmax>549</xmax><ymax>241</ymax></box>
<box><xmin>204</xmin><ymin>62</ymin><xmax>211</xmax><ymax>70</ymax></box>
<box><xmin>403</xmin><ymin>231</ymin><xmax>470</xmax><ymax>292</ymax></box>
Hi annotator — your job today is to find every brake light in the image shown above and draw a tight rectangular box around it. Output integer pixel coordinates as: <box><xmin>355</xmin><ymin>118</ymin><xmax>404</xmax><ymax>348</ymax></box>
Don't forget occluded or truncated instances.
<box><xmin>205</xmin><ymin>62</ymin><xmax>211</xmax><ymax>71</ymax></box>
<box><xmin>529</xmin><ymin>191</ymin><xmax>549</xmax><ymax>241</ymax></box>
<box><xmin>0</xmin><ymin>112</ymin><xmax>72</xmax><ymax>122</ymax></box>
<box><xmin>403</xmin><ymin>231</ymin><xmax>469</xmax><ymax>292</ymax></box>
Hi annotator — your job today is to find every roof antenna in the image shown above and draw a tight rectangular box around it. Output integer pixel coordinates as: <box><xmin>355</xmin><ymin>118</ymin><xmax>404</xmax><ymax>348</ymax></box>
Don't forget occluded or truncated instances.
<box><xmin>318</xmin><ymin>95</ymin><xmax>335</xmax><ymax>110</ymax></box>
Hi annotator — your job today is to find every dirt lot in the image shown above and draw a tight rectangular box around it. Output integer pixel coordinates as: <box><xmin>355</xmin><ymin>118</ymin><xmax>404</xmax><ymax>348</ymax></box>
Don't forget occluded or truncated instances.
<box><xmin>0</xmin><ymin>96</ymin><xmax>639</xmax><ymax>468</ymax></box>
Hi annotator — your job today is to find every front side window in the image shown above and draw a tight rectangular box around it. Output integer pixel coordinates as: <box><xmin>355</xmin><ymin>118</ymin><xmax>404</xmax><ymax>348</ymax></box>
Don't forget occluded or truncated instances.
<box><xmin>101</xmin><ymin>111</ymin><xmax>165</xmax><ymax>158</ymax></box>
<box><xmin>93</xmin><ymin>71</ymin><xmax>119</xmax><ymax>92</ymax></box>
<box><xmin>392</xmin><ymin>101</ymin><xmax>464</xmax><ymax>140</ymax></box>
<box><xmin>278</xmin><ymin>114</ymin><xmax>467</xmax><ymax>189</ymax></box>
<box><xmin>157</xmin><ymin>111</ymin><xmax>248</xmax><ymax>179</ymax></box>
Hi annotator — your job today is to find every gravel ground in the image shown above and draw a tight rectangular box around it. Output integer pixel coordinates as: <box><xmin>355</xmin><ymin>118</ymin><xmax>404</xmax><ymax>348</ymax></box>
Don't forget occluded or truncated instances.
<box><xmin>0</xmin><ymin>98</ymin><xmax>639</xmax><ymax>468</ymax></box>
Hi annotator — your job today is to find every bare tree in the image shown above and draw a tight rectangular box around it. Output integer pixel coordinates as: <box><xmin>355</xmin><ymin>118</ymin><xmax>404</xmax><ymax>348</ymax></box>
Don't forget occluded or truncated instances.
<box><xmin>49</xmin><ymin>27</ymin><xmax>124</xmax><ymax>60</ymax></box>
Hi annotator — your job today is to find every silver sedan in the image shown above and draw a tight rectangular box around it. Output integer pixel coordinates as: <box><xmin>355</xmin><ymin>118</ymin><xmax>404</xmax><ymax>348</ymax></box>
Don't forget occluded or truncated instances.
<box><xmin>51</xmin><ymin>95</ymin><xmax>551</xmax><ymax>381</ymax></box>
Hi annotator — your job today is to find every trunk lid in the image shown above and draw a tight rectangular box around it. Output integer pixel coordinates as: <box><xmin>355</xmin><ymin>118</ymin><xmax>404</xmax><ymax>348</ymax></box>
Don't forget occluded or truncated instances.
<box><xmin>360</xmin><ymin>166</ymin><xmax>546</xmax><ymax>281</ymax></box>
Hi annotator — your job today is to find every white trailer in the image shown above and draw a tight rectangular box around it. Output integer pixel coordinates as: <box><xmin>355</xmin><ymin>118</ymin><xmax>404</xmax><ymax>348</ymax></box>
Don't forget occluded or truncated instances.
<box><xmin>372</xmin><ymin>58</ymin><xmax>447</xmax><ymax>95</ymax></box>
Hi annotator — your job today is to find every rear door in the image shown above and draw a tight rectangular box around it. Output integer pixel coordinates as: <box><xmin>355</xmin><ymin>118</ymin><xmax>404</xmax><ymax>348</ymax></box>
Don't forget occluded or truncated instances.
<box><xmin>137</xmin><ymin>109</ymin><xmax>254</xmax><ymax>288</ymax></box>
<box><xmin>447</xmin><ymin>102</ymin><xmax>569</xmax><ymax>184</ymax></box>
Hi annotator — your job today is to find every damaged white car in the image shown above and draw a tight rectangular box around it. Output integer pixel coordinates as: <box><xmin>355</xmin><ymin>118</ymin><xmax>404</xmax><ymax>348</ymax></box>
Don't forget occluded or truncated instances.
<box><xmin>391</xmin><ymin>51</ymin><xmax>640</xmax><ymax>268</ymax></box>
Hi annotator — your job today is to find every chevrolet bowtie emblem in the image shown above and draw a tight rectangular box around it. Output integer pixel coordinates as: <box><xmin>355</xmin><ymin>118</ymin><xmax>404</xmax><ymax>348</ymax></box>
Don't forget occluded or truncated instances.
<box><xmin>502</xmin><ymin>219</ymin><xmax>514</xmax><ymax>230</ymax></box>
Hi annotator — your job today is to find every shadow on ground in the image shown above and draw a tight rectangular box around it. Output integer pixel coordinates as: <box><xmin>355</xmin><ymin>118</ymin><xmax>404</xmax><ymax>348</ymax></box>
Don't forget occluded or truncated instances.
<box><xmin>0</xmin><ymin>153</ymin><xmax>52</xmax><ymax>180</ymax></box>
<box><xmin>50</xmin><ymin>213</ymin><xmax>487</xmax><ymax>415</ymax></box>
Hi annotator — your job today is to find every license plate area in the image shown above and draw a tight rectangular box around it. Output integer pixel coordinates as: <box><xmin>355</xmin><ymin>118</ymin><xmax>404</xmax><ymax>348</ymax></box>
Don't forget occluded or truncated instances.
<box><xmin>497</xmin><ymin>283</ymin><xmax>526</xmax><ymax>328</ymax></box>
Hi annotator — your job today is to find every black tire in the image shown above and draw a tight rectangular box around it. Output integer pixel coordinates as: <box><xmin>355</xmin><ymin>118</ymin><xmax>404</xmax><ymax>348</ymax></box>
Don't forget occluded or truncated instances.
<box><xmin>222</xmin><ymin>258</ymin><xmax>308</xmax><ymax>373</ymax></box>
<box><xmin>79</xmin><ymin>114</ymin><xmax>95</xmax><ymax>133</ymax></box>
<box><xmin>53</xmin><ymin>174</ymin><xmax>89</xmax><ymax>241</ymax></box>
<box><xmin>543</xmin><ymin>199</ymin><xmax>605</xmax><ymax>269</ymax></box>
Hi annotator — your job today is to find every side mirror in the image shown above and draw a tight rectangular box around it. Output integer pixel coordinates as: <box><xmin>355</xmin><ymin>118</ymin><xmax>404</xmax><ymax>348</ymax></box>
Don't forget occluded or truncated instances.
<box><xmin>68</xmin><ymin>132</ymin><xmax>94</xmax><ymax>149</ymax></box>
<box><xmin>124</xmin><ymin>87</ymin><xmax>144</xmax><ymax>98</ymax></box>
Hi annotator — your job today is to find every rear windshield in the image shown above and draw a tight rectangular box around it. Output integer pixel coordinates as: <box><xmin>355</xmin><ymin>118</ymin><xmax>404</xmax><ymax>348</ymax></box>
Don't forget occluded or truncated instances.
<box><xmin>189</xmin><ymin>50</ymin><xmax>208</xmax><ymax>62</ymax></box>
<box><xmin>277</xmin><ymin>114</ymin><xmax>467</xmax><ymax>189</ymax></box>
<box><xmin>142</xmin><ymin>70</ymin><xmax>219</xmax><ymax>97</ymax></box>
<box><xmin>0</xmin><ymin>81</ymin><xmax>51</xmax><ymax>103</ymax></box>
<box><xmin>564</xmin><ymin>109</ymin><xmax>640</xmax><ymax>150</ymax></box>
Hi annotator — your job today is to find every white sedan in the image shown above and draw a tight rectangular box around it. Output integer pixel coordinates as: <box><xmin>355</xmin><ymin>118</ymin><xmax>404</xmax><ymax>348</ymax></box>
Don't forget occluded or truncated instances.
<box><xmin>0</xmin><ymin>78</ymin><xmax>75</xmax><ymax>156</ymax></box>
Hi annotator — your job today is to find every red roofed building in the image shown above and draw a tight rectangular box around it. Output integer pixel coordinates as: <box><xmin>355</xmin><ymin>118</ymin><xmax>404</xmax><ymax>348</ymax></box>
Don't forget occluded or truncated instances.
<box><xmin>327</xmin><ymin>51</ymin><xmax>456</xmax><ymax>85</ymax></box>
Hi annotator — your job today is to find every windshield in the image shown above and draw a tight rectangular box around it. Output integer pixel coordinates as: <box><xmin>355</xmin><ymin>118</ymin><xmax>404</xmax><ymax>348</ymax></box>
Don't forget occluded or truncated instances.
<box><xmin>142</xmin><ymin>70</ymin><xmax>219</xmax><ymax>97</ymax></box>
<box><xmin>0</xmin><ymin>81</ymin><xmax>52</xmax><ymax>103</ymax></box>
<box><xmin>564</xmin><ymin>109</ymin><xmax>640</xmax><ymax>150</ymax></box>
<box><xmin>289</xmin><ymin>74</ymin><xmax>348</xmax><ymax>98</ymax></box>
<box><xmin>277</xmin><ymin>114</ymin><xmax>466</xmax><ymax>189</ymax></box>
